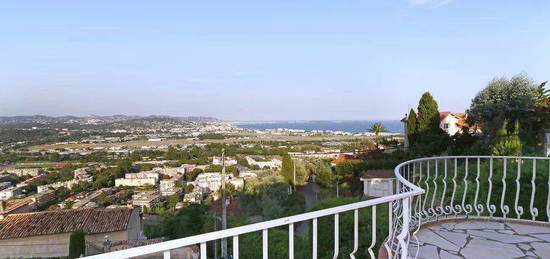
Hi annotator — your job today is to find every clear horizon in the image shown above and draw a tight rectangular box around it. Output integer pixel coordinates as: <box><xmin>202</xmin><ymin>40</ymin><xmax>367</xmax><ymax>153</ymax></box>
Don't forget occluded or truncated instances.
<box><xmin>1</xmin><ymin>1</ymin><xmax>549</xmax><ymax>120</ymax></box>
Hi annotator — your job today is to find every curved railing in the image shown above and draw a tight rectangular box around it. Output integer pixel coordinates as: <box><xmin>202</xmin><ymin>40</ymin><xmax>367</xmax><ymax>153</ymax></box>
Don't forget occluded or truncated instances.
<box><xmin>84</xmin><ymin>156</ymin><xmax>549</xmax><ymax>259</ymax></box>
<box><xmin>389</xmin><ymin>156</ymin><xmax>550</xmax><ymax>258</ymax></box>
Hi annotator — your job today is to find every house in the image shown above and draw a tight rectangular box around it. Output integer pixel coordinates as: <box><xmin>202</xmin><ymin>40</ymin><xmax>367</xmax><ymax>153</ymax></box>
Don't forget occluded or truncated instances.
<box><xmin>0</xmin><ymin>207</ymin><xmax>140</xmax><ymax>258</ymax></box>
<box><xmin>402</xmin><ymin>111</ymin><xmax>479</xmax><ymax>148</ymax></box>
<box><xmin>438</xmin><ymin>112</ymin><xmax>470</xmax><ymax>136</ymax></box>
<box><xmin>360</xmin><ymin>169</ymin><xmax>395</xmax><ymax>198</ymax></box>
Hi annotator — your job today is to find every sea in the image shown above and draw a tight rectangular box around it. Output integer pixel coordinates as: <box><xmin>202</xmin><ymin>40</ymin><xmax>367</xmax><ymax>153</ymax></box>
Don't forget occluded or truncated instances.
<box><xmin>234</xmin><ymin>120</ymin><xmax>404</xmax><ymax>134</ymax></box>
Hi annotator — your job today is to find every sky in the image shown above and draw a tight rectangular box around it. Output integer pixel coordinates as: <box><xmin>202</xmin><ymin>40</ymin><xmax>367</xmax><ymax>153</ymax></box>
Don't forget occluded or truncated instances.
<box><xmin>1</xmin><ymin>0</ymin><xmax>549</xmax><ymax>121</ymax></box>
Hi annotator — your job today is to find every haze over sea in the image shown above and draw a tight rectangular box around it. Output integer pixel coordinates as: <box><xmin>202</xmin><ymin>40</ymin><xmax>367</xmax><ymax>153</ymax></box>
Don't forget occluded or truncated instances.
<box><xmin>235</xmin><ymin>120</ymin><xmax>403</xmax><ymax>134</ymax></box>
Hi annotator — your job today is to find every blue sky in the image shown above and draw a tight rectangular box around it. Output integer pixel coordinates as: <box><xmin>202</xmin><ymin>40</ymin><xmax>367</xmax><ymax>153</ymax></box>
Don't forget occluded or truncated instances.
<box><xmin>1</xmin><ymin>0</ymin><xmax>549</xmax><ymax>120</ymax></box>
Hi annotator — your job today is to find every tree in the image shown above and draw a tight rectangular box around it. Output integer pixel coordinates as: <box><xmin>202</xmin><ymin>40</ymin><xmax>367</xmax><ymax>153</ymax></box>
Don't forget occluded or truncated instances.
<box><xmin>468</xmin><ymin>74</ymin><xmax>539</xmax><ymax>139</ymax></box>
<box><xmin>406</xmin><ymin>109</ymin><xmax>418</xmax><ymax>147</ymax></box>
<box><xmin>165</xmin><ymin>145</ymin><xmax>179</xmax><ymax>160</ymax></box>
<box><xmin>368</xmin><ymin>122</ymin><xmax>387</xmax><ymax>149</ymax></box>
<box><xmin>280</xmin><ymin>154</ymin><xmax>293</xmax><ymax>184</ymax></box>
<box><xmin>492</xmin><ymin>120</ymin><xmax>522</xmax><ymax>156</ymax></box>
<box><xmin>313</xmin><ymin>160</ymin><xmax>334</xmax><ymax>187</ymax></box>
<box><xmin>412</xmin><ymin>92</ymin><xmax>451</xmax><ymax>156</ymax></box>
<box><xmin>68</xmin><ymin>230</ymin><xmax>86</xmax><ymax>259</ymax></box>
<box><xmin>416</xmin><ymin>92</ymin><xmax>440</xmax><ymax>135</ymax></box>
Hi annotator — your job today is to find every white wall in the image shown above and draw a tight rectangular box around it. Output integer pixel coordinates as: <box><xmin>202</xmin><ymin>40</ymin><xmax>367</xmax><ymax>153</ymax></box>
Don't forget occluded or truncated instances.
<box><xmin>362</xmin><ymin>179</ymin><xmax>395</xmax><ymax>198</ymax></box>
<box><xmin>439</xmin><ymin>115</ymin><xmax>461</xmax><ymax>136</ymax></box>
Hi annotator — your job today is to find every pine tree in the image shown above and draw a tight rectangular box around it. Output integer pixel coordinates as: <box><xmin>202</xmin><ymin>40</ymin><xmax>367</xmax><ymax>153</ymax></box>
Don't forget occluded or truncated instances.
<box><xmin>406</xmin><ymin>109</ymin><xmax>417</xmax><ymax>146</ymax></box>
<box><xmin>417</xmin><ymin>92</ymin><xmax>440</xmax><ymax>134</ymax></box>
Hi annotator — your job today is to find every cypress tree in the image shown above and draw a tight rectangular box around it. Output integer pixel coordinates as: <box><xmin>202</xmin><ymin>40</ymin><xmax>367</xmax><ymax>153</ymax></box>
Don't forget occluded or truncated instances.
<box><xmin>281</xmin><ymin>154</ymin><xmax>293</xmax><ymax>184</ymax></box>
<box><xmin>416</xmin><ymin>92</ymin><xmax>441</xmax><ymax>134</ymax></box>
<box><xmin>406</xmin><ymin>109</ymin><xmax>417</xmax><ymax>146</ymax></box>
<box><xmin>69</xmin><ymin>230</ymin><xmax>86</xmax><ymax>258</ymax></box>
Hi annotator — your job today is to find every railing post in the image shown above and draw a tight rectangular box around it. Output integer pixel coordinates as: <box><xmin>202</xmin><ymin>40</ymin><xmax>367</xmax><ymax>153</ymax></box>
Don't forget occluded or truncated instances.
<box><xmin>396</xmin><ymin>197</ymin><xmax>410</xmax><ymax>259</ymax></box>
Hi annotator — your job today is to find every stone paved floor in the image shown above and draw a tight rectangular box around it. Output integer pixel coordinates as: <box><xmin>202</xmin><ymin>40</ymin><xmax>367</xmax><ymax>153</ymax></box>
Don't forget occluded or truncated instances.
<box><xmin>408</xmin><ymin>219</ymin><xmax>550</xmax><ymax>259</ymax></box>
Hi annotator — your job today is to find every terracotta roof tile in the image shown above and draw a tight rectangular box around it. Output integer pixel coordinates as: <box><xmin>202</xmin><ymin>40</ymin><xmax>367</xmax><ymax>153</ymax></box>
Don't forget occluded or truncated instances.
<box><xmin>0</xmin><ymin>207</ymin><xmax>135</xmax><ymax>239</ymax></box>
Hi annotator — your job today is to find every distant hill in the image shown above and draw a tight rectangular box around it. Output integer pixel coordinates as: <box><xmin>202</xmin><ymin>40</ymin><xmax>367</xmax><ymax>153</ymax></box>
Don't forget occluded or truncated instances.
<box><xmin>0</xmin><ymin>115</ymin><xmax>220</xmax><ymax>125</ymax></box>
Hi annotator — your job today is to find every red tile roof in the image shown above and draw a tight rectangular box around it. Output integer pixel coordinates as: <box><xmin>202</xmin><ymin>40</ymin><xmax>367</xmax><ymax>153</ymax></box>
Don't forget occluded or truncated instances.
<box><xmin>0</xmin><ymin>207</ymin><xmax>136</xmax><ymax>239</ymax></box>
<box><xmin>361</xmin><ymin>169</ymin><xmax>395</xmax><ymax>179</ymax></box>
<box><xmin>332</xmin><ymin>154</ymin><xmax>357</xmax><ymax>164</ymax></box>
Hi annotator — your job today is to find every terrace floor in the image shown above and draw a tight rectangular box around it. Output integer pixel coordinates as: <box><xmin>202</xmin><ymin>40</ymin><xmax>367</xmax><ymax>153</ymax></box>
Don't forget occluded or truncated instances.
<box><xmin>408</xmin><ymin>219</ymin><xmax>550</xmax><ymax>259</ymax></box>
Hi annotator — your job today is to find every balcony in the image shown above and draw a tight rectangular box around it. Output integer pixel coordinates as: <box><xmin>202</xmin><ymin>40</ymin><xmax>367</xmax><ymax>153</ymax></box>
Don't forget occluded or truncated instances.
<box><xmin>84</xmin><ymin>156</ymin><xmax>550</xmax><ymax>259</ymax></box>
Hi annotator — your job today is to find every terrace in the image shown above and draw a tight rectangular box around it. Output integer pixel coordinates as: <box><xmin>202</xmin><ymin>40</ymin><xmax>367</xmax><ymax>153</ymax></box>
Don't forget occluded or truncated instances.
<box><xmin>85</xmin><ymin>156</ymin><xmax>550</xmax><ymax>259</ymax></box>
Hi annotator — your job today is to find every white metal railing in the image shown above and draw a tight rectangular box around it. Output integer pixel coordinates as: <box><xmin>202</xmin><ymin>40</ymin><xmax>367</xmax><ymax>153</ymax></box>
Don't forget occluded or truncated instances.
<box><xmin>393</xmin><ymin>156</ymin><xmax>550</xmax><ymax>259</ymax></box>
<box><xmin>84</xmin><ymin>155</ymin><xmax>549</xmax><ymax>259</ymax></box>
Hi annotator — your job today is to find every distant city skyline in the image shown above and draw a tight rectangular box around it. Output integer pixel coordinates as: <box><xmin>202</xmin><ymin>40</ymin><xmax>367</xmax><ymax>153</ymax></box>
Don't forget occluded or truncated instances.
<box><xmin>1</xmin><ymin>1</ymin><xmax>549</xmax><ymax>120</ymax></box>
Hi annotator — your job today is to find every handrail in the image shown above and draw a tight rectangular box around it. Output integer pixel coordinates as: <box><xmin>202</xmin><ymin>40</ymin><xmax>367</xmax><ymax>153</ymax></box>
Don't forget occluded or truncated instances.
<box><xmin>85</xmin><ymin>186</ymin><xmax>423</xmax><ymax>258</ymax></box>
<box><xmin>85</xmin><ymin>155</ymin><xmax>549</xmax><ymax>259</ymax></box>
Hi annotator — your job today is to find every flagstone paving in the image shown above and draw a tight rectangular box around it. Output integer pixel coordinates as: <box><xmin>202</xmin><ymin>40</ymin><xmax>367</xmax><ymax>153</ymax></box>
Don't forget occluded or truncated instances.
<box><xmin>408</xmin><ymin>220</ymin><xmax>550</xmax><ymax>258</ymax></box>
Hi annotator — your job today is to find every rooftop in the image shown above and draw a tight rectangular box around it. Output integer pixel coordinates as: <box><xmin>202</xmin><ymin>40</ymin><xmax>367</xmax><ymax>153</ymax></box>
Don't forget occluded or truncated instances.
<box><xmin>0</xmin><ymin>207</ymin><xmax>136</xmax><ymax>239</ymax></box>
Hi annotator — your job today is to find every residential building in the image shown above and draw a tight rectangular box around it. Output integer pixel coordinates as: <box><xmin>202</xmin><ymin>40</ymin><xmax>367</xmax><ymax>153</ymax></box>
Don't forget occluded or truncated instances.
<box><xmin>0</xmin><ymin>191</ymin><xmax>55</xmax><ymax>219</ymax></box>
<box><xmin>115</xmin><ymin>177</ymin><xmax>156</xmax><ymax>187</ymax></box>
<box><xmin>73</xmin><ymin>167</ymin><xmax>90</xmax><ymax>179</ymax></box>
<box><xmin>245</xmin><ymin>156</ymin><xmax>282</xmax><ymax>169</ymax></box>
<box><xmin>402</xmin><ymin>111</ymin><xmax>479</xmax><ymax>147</ymax></box>
<box><xmin>159</xmin><ymin>179</ymin><xmax>182</xmax><ymax>196</ymax></box>
<box><xmin>3</xmin><ymin>168</ymin><xmax>45</xmax><ymax>177</ymax></box>
<box><xmin>0</xmin><ymin>186</ymin><xmax>24</xmax><ymax>200</ymax></box>
<box><xmin>37</xmin><ymin>176</ymin><xmax>93</xmax><ymax>193</ymax></box>
<box><xmin>0</xmin><ymin>207</ymin><xmax>140</xmax><ymax>258</ymax></box>
<box><xmin>72</xmin><ymin>188</ymin><xmax>112</xmax><ymax>209</ymax></box>
<box><xmin>212</xmin><ymin>156</ymin><xmax>238</xmax><ymax>166</ymax></box>
<box><xmin>125</xmin><ymin>171</ymin><xmax>160</xmax><ymax>181</ymax></box>
<box><xmin>114</xmin><ymin>171</ymin><xmax>159</xmax><ymax>187</ymax></box>
<box><xmin>192</xmin><ymin>173</ymin><xmax>244</xmax><ymax>194</ymax></box>
<box><xmin>131</xmin><ymin>191</ymin><xmax>162</xmax><ymax>209</ymax></box>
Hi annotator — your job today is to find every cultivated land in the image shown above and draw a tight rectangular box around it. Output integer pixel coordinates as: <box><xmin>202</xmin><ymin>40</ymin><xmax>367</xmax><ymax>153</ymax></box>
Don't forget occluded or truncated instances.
<box><xmin>28</xmin><ymin>134</ymin><xmax>376</xmax><ymax>151</ymax></box>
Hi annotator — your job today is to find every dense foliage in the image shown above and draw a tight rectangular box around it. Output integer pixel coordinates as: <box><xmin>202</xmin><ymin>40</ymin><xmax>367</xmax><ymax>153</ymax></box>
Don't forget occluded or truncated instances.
<box><xmin>68</xmin><ymin>230</ymin><xmax>86</xmax><ymax>259</ymax></box>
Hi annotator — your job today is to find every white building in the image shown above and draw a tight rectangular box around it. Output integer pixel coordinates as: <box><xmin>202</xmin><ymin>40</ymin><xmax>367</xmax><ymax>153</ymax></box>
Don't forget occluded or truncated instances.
<box><xmin>245</xmin><ymin>156</ymin><xmax>282</xmax><ymax>169</ymax></box>
<box><xmin>3</xmin><ymin>168</ymin><xmax>44</xmax><ymax>177</ymax></box>
<box><xmin>159</xmin><ymin>179</ymin><xmax>181</xmax><ymax>196</ymax></box>
<box><xmin>115</xmin><ymin>178</ymin><xmax>157</xmax><ymax>187</ymax></box>
<box><xmin>546</xmin><ymin>132</ymin><xmax>550</xmax><ymax>156</ymax></box>
<box><xmin>131</xmin><ymin>191</ymin><xmax>162</xmax><ymax>209</ymax></box>
<box><xmin>37</xmin><ymin>176</ymin><xmax>93</xmax><ymax>193</ymax></box>
<box><xmin>125</xmin><ymin>171</ymin><xmax>159</xmax><ymax>181</ymax></box>
<box><xmin>360</xmin><ymin>170</ymin><xmax>395</xmax><ymax>198</ymax></box>
<box><xmin>0</xmin><ymin>187</ymin><xmax>23</xmax><ymax>200</ymax></box>
<box><xmin>192</xmin><ymin>173</ymin><xmax>244</xmax><ymax>194</ymax></box>
<box><xmin>439</xmin><ymin>112</ymin><xmax>470</xmax><ymax>136</ymax></box>
<box><xmin>212</xmin><ymin>156</ymin><xmax>238</xmax><ymax>166</ymax></box>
